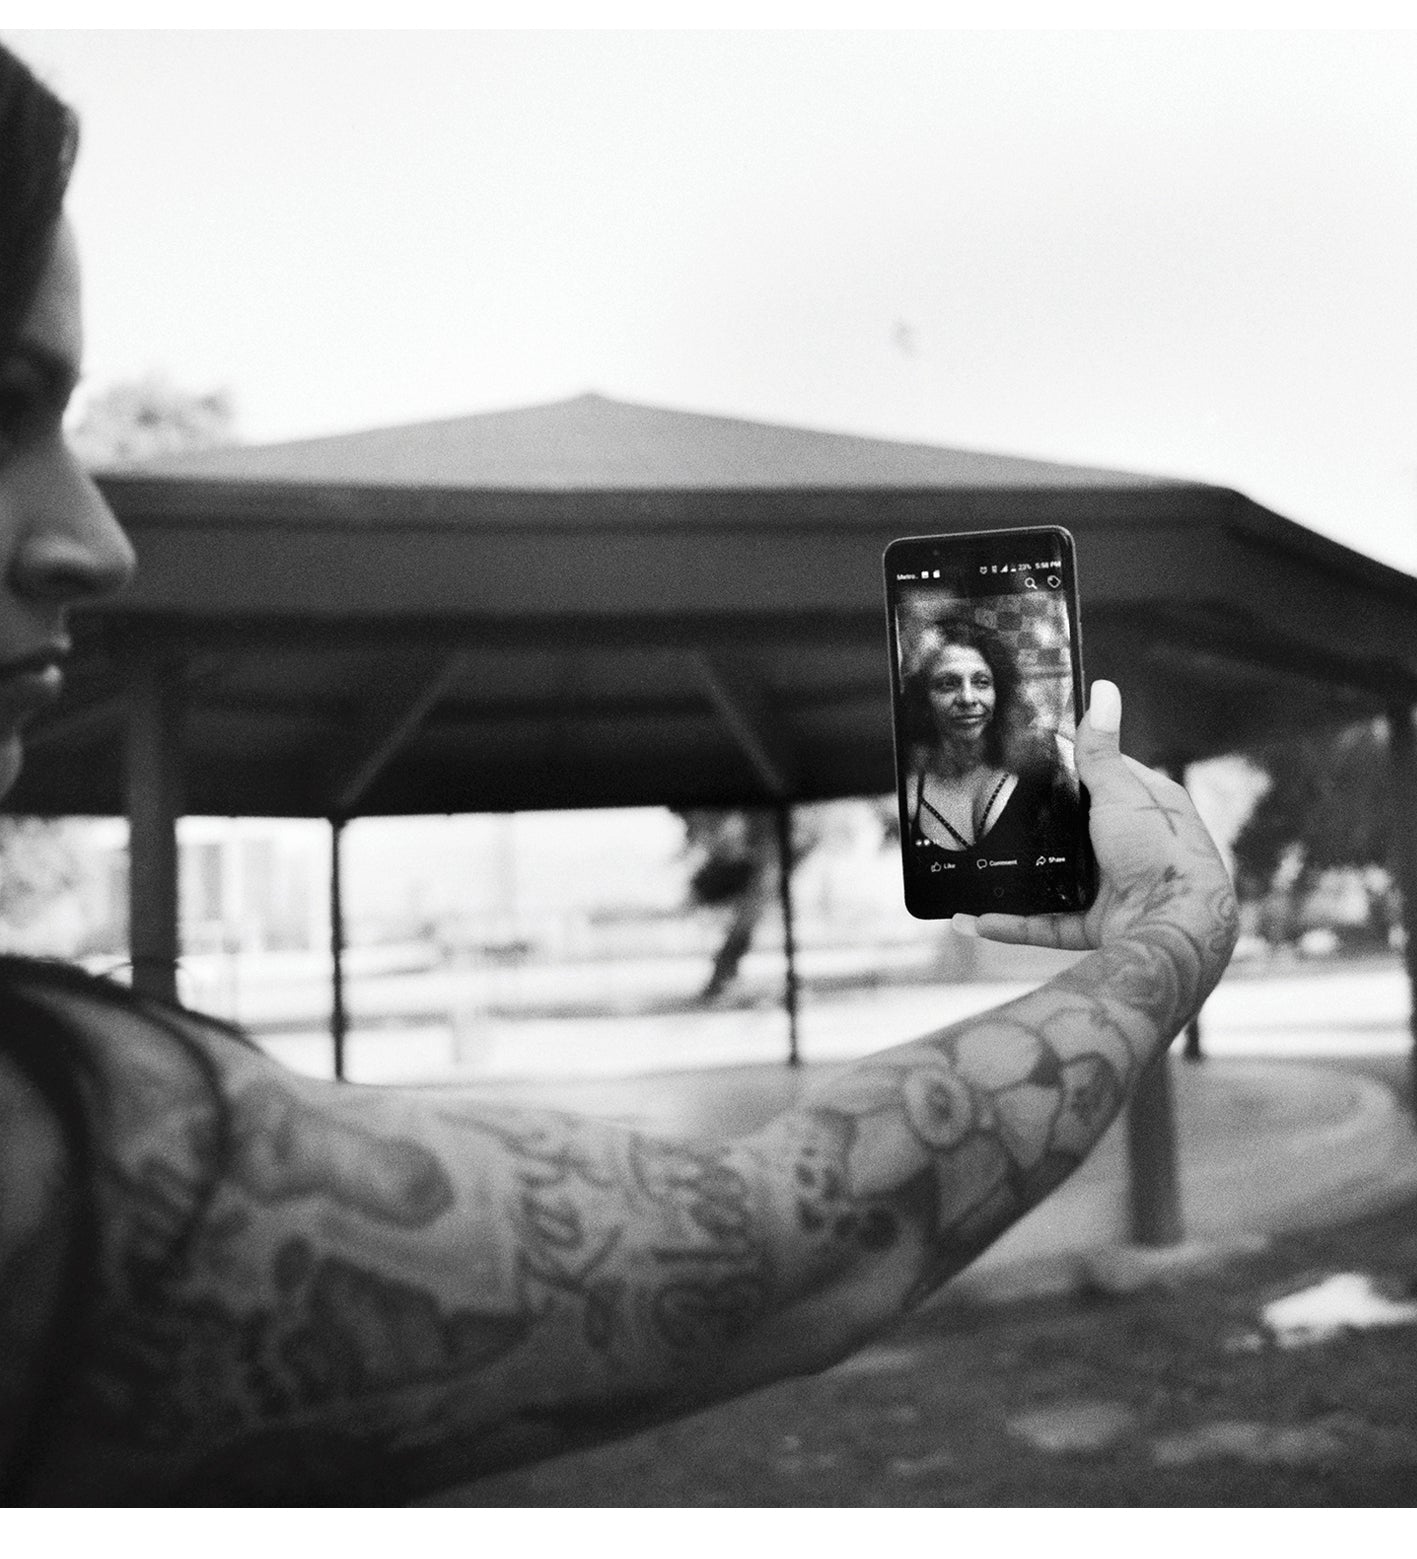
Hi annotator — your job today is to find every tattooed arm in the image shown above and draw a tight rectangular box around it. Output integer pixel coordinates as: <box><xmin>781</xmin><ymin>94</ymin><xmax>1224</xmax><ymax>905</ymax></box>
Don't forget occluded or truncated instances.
<box><xmin>736</xmin><ymin>679</ymin><xmax>1239</xmax><ymax>1347</ymax></box>
<box><xmin>7</xmin><ymin>681</ymin><xmax>1236</xmax><ymax>1504</ymax></box>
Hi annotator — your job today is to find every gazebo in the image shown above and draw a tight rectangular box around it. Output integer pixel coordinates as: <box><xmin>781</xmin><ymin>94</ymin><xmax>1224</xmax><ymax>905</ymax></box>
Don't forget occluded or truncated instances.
<box><xmin>12</xmin><ymin>393</ymin><xmax>1417</xmax><ymax>1238</ymax></box>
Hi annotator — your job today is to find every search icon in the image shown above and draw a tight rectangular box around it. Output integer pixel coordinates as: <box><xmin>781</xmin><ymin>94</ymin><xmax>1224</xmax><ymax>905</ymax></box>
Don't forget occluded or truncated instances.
<box><xmin>1023</xmin><ymin>576</ymin><xmax>1038</xmax><ymax>589</ymax></box>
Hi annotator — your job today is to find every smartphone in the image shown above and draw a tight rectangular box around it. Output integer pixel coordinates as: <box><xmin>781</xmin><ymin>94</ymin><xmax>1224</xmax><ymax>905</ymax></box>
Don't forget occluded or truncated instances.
<box><xmin>883</xmin><ymin>525</ymin><xmax>1097</xmax><ymax>920</ymax></box>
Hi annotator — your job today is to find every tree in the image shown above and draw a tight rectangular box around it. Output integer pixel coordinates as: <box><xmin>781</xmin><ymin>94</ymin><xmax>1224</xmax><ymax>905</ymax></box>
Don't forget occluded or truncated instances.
<box><xmin>677</xmin><ymin>803</ymin><xmax>881</xmax><ymax>1001</ymax></box>
<box><xmin>68</xmin><ymin>372</ymin><xmax>235</xmax><ymax>468</ymax></box>
<box><xmin>1231</xmin><ymin>719</ymin><xmax>1391</xmax><ymax>942</ymax></box>
<box><xmin>0</xmin><ymin>817</ymin><xmax>82</xmax><ymax>948</ymax></box>
<box><xmin>678</xmin><ymin>809</ymin><xmax>783</xmax><ymax>1001</ymax></box>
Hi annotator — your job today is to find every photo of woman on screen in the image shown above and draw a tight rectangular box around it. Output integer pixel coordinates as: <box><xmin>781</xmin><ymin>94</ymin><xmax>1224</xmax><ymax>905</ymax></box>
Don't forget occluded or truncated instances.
<box><xmin>899</xmin><ymin>612</ymin><xmax>1083</xmax><ymax>860</ymax></box>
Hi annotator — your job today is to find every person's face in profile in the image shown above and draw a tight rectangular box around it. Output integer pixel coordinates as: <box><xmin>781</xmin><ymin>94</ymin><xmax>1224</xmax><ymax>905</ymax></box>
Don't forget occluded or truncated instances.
<box><xmin>0</xmin><ymin>217</ymin><xmax>134</xmax><ymax>800</ymax></box>
<box><xmin>927</xmin><ymin>643</ymin><xmax>995</xmax><ymax>744</ymax></box>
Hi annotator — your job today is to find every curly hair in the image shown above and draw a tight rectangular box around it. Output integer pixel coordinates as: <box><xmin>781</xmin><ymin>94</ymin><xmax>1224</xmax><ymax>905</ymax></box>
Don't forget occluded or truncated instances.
<box><xmin>900</xmin><ymin>614</ymin><xmax>1042</xmax><ymax>773</ymax></box>
<box><xmin>0</xmin><ymin>41</ymin><xmax>79</xmax><ymax>355</ymax></box>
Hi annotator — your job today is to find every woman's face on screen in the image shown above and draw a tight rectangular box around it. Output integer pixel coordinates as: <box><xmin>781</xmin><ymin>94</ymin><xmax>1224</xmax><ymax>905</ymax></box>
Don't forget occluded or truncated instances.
<box><xmin>927</xmin><ymin>644</ymin><xmax>996</xmax><ymax>742</ymax></box>
<box><xmin>0</xmin><ymin>218</ymin><xmax>135</xmax><ymax>800</ymax></box>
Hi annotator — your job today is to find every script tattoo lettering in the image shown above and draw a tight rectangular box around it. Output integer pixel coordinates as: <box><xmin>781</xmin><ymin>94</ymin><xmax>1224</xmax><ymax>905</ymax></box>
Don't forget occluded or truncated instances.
<box><xmin>439</xmin><ymin>1106</ymin><xmax>772</xmax><ymax>1362</ymax></box>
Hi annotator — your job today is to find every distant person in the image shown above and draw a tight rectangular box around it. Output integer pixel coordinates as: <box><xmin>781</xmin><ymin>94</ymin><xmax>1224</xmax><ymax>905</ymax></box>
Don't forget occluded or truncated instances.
<box><xmin>0</xmin><ymin>40</ymin><xmax>1238</xmax><ymax>1505</ymax></box>
<box><xmin>902</xmin><ymin>614</ymin><xmax>1083</xmax><ymax>859</ymax></box>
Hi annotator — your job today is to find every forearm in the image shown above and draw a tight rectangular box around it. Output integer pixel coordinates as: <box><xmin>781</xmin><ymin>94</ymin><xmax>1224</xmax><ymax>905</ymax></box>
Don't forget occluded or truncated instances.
<box><xmin>739</xmin><ymin>880</ymin><xmax>1240</xmax><ymax>1360</ymax></box>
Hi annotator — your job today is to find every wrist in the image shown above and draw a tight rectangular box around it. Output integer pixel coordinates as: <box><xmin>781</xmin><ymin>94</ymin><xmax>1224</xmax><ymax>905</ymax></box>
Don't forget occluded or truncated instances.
<box><xmin>1096</xmin><ymin>882</ymin><xmax>1238</xmax><ymax>1042</ymax></box>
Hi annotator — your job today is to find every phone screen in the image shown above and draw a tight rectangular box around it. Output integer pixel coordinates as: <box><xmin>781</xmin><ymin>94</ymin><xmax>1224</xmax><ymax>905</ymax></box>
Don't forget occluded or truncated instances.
<box><xmin>883</xmin><ymin>525</ymin><xmax>1097</xmax><ymax>919</ymax></box>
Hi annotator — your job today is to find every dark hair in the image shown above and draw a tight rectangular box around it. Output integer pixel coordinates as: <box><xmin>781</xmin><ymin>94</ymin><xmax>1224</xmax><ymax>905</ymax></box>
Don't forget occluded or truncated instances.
<box><xmin>0</xmin><ymin>41</ymin><xmax>79</xmax><ymax>354</ymax></box>
<box><xmin>900</xmin><ymin>614</ymin><xmax>1034</xmax><ymax>770</ymax></box>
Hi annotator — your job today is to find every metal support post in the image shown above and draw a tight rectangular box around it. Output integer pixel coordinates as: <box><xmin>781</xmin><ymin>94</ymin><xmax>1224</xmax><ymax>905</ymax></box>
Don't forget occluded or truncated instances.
<box><xmin>125</xmin><ymin>652</ymin><xmax>184</xmax><ymax>1003</ymax></box>
<box><xmin>330</xmin><ymin>816</ymin><xmax>348</xmax><ymax>1081</ymax></box>
<box><xmin>1385</xmin><ymin>696</ymin><xmax>1417</xmax><ymax>1110</ymax></box>
<box><xmin>775</xmin><ymin>802</ymin><xmax>801</xmax><ymax>1068</ymax></box>
<box><xmin>1166</xmin><ymin>758</ymin><xmax>1205</xmax><ymax>1064</ymax></box>
<box><xmin>1121</xmin><ymin>754</ymin><xmax>1191</xmax><ymax>1246</ymax></box>
<box><xmin>1125</xmin><ymin>1049</ymin><xmax>1185</xmax><ymax>1246</ymax></box>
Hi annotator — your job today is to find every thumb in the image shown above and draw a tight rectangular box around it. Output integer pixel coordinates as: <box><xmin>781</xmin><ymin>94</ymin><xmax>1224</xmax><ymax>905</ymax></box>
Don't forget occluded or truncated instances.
<box><xmin>1073</xmin><ymin>679</ymin><xmax>1128</xmax><ymax>798</ymax></box>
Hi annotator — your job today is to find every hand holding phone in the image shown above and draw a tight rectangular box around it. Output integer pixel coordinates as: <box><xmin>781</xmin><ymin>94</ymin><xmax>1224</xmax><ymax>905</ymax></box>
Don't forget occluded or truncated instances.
<box><xmin>954</xmin><ymin>679</ymin><xmax>1239</xmax><ymax>1027</ymax></box>
<box><xmin>883</xmin><ymin>526</ymin><xmax>1098</xmax><ymax>919</ymax></box>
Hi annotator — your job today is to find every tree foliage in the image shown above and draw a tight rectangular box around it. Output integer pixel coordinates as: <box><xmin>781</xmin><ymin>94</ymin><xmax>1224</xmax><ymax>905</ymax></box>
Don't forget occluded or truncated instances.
<box><xmin>677</xmin><ymin>806</ymin><xmax>830</xmax><ymax>1001</ymax></box>
<box><xmin>0</xmin><ymin>817</ymin><xmax>82</xmax><ymax>935</ymax></box>
<box><xmin>68</xmin><ymin>372</ymin><xmax>235</xmax><ymax>468</ymax></box>
<box><xmin>1230</xmin><ymin>720</ymin><xmax>1388</xmax><ymax>901</ymax></box>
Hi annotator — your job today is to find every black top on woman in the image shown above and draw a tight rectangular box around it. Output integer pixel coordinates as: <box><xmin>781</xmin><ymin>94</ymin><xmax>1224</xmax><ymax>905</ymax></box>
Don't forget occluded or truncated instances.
<box><xmin>900</xmin><ymin>614</ymin><xmax>1082</xmax><ymax>862</ymax></box>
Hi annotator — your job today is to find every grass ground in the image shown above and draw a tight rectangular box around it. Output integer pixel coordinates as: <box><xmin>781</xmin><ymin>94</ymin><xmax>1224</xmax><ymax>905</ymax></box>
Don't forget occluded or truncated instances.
<box><xmin>435</xmin><ymin>1188</ymin><xmax>1417</xmax><ymax>1508</ymax></box>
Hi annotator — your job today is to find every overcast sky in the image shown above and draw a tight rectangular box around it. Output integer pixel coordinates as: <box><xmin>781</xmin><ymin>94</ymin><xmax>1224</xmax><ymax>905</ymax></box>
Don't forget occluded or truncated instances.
<box><xmin>12</xmin><ymin>25</ymin><xmax>1417</xmax><ymax>574</ymax></box>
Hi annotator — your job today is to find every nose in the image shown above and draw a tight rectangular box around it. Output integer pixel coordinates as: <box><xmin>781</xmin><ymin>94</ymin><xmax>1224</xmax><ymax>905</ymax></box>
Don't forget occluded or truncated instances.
<box><xmin>9</xmin><ymin>441</ymin><xmax>136</xmax><ymax>606</ymax></box>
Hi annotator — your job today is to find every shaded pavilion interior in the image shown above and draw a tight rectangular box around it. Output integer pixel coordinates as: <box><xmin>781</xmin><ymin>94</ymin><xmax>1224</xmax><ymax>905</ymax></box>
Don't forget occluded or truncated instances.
<box><xmin>21</xmin><ymin>392</ymin><xmax>1417</xmax><ymax>820</ymax></box>
<box><xmin>11</xmin><ymin>393</ymin><xmax>1417</xmax><ymax>1239</ymax></box>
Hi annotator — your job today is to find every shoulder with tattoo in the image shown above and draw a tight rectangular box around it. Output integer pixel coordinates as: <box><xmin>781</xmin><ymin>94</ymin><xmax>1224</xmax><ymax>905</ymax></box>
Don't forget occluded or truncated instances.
<box><xmin>6</xmin><ymin>981</ymin><xmax>769</xmax><ymax>1501</ymax></box>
